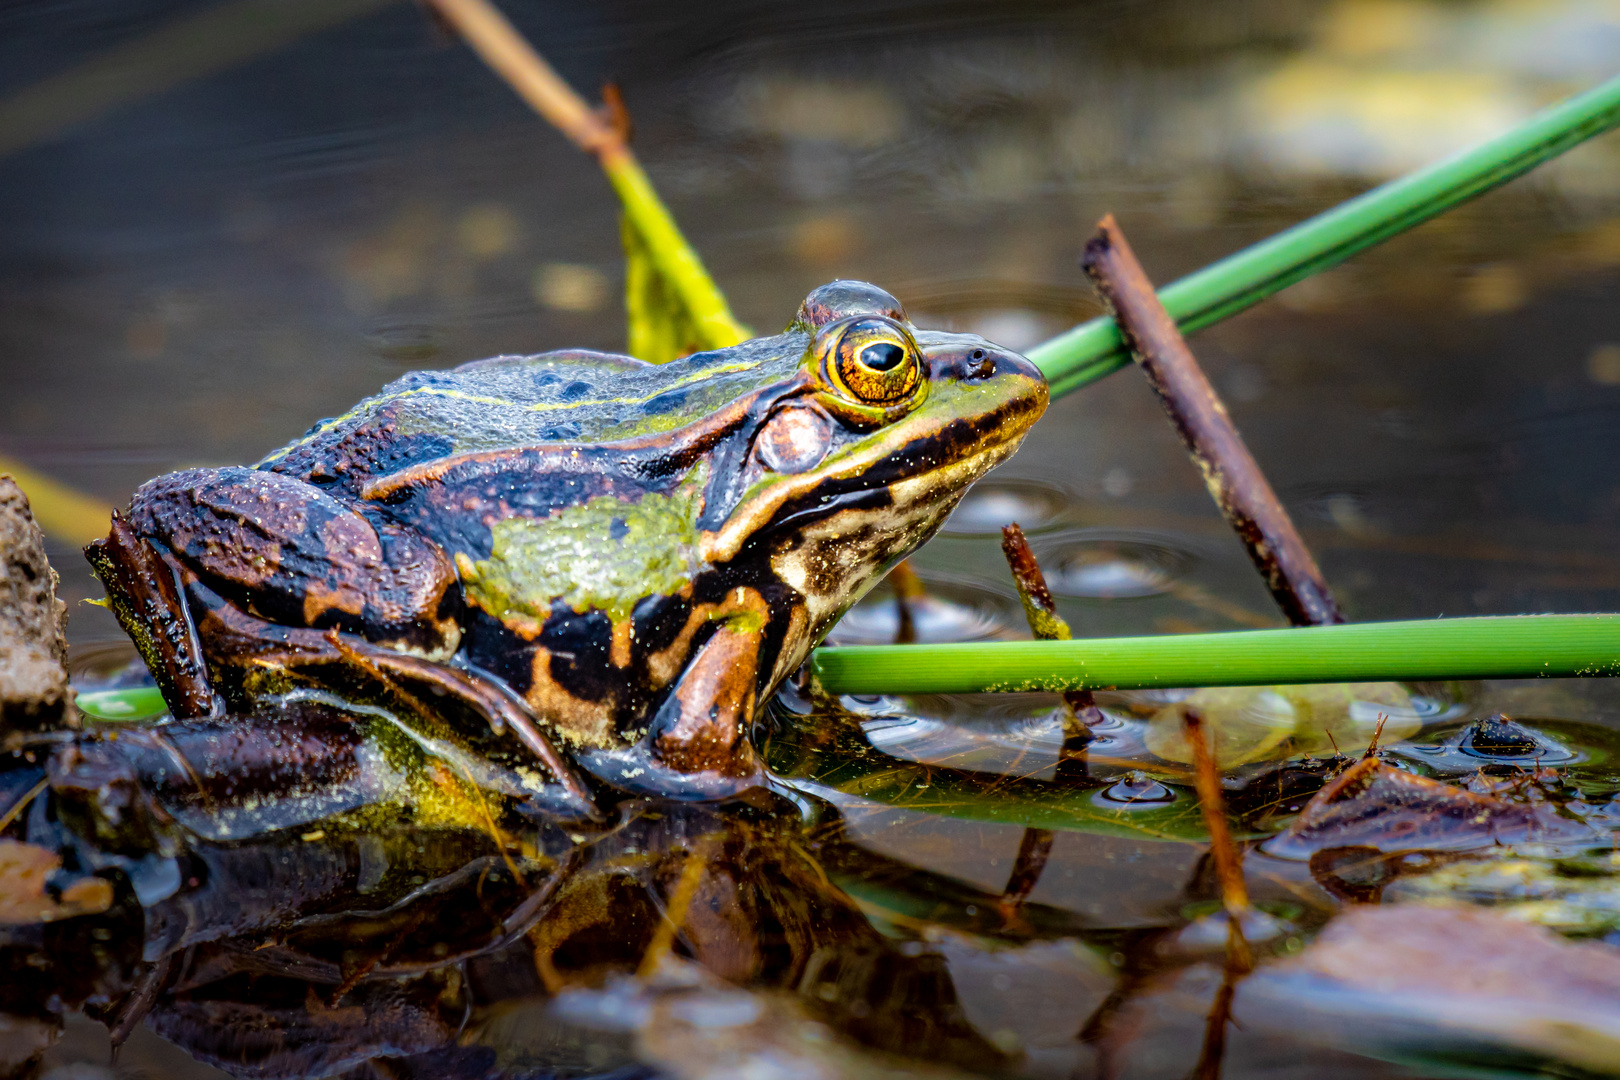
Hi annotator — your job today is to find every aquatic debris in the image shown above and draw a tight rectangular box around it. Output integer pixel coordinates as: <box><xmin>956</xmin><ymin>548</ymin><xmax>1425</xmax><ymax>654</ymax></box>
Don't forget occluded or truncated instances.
<box><xmin>1263</xmin><ymin>756</ymin><xmax>1591</xmax><ymax>860</ymax></box>
<box><xmin>0</xmin><ymin>839</ymin><xmax>111</xmax><ymax>924</ymax></box>
<box><xmin>999</xmin><ymin>521</ymin><xmax>1106</xmax><ymax>743</ymax></box>
<box><xmin>1385</xmin><ymin>849</ymin><xmax>1620</xmax><ymax>937</ymax></box>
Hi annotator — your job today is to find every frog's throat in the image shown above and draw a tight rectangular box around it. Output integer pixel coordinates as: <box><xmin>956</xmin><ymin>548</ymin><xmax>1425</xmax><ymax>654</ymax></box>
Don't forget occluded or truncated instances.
<box><xmin>700</xmin><ymin>392</ymin><xmax>1041</xmax><ymax>565</ymax></box>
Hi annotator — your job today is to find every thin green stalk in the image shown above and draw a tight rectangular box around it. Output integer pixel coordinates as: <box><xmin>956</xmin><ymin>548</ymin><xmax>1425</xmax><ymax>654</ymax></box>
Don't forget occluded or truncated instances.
<box><xmin>1029</xmin><ymin>72</ymin><xmax>1620</xmax><ymax>399</ymax></box>
<box><xmin>811</xmin><ymin>614</ymin><xmax>1620</xmax><ymax>696</ymax></box>
<box><xmin>605</xmin><ymin>152</ymin><xmax>750</xmax><ymax>351</ymax></box>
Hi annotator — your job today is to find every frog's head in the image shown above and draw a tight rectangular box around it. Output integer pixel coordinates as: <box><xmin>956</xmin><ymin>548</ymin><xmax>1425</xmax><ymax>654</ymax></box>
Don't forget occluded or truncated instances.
<box><xmin>699</xmin><ymin>281</ymin><xmax>1048</xmax><ymax>648</ymax></box>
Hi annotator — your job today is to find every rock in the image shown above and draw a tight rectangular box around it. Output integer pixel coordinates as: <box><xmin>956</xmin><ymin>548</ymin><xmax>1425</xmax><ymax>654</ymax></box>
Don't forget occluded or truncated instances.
<box><xmin>1238</xmin><ymin>904</ymin><xmax>1620</xmax><ymax>1075</ymax></box>
<box><xmin>0</xmin><ymin>476</ymin><xmax>73</xmax><ymax>733</ymax></box>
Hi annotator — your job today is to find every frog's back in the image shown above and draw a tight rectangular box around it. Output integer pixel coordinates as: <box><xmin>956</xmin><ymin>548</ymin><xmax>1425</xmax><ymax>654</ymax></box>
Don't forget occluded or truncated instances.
<box><xmin>260</xmin><ymin>334</ymin><xmax>806</xmax><ymax>488</ymax></box>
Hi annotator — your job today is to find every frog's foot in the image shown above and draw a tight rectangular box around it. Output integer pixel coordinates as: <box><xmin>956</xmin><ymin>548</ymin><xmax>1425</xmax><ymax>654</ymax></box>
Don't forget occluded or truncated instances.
<box><xmin>323</xmin><ymin>632</ymin><xmax>600</xmax><ymax>816</ymax></box>
<box><xmin>177</xmin><ymin>585</ymin><xmax>600</xmax><ymax>818</ymax></box>
<box><xmin>618</xmin><ymin>621</ymin><xmax>768</xmax><ymax>799</ymax></box>
<box><xmin>84</xmin><ymin>515</ymin><xmax>223</xmax><ymax>719</ymax></box>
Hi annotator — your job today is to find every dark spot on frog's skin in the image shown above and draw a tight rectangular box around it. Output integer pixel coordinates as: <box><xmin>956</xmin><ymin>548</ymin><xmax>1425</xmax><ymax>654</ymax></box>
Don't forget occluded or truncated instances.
<box><xmin>560</xmin><ymin>381</ymin><xmax>591</xmax><ymax>401</ymax></box>
<box><xmin>531</xmin><ymin>371</ymin><xmax>560</xmax><ymax>389</ymax></box>
<box><xmin>462</xmin><ymin>609</ymin><xmax>537</xmax><ymax>696</ymax></box>
<box><xmin>642</xmin><ymin>389</ymin><xmax>688</xmax><ymax>414</ymax></box>
<box><xmin>631</xmin><ymin>592</ymin><xmax>692</xmax><ymax>655</ymax></box>
<box><xmin>370</xmin><ymin>432</ymin><xmax>455</xmax><ymax>476</ymax></box>
<box><xmin>609</xmin><ymin>517</ymin><xmax>629</xmax><ymax>540</ymax></box>
<box><xmin>541</xmin><ymin>606</ymin><xmax>616</xmax><ymax>701</ymax></box>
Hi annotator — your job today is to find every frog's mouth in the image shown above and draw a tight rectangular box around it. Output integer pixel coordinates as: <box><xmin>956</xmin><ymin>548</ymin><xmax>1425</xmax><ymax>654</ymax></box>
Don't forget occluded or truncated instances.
<box><xmin>700</xmin><ymin>351</ymin><xmax>1047</xmax><ymax>564</ymax></box>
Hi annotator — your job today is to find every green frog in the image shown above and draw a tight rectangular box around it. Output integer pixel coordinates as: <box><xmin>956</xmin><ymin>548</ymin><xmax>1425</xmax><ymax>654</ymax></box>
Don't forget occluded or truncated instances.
<box><xmin>86</xmin><ymin>282</ymin><xmax>1047</xmax><ymax>815</ymax></box>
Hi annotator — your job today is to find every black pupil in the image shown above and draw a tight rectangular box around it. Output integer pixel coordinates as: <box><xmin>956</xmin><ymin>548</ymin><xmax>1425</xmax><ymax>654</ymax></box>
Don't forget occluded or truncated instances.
<box><xmin>859</xmin><ymin>342</ymin><xmax>905</xmax><ymax>372</ymax></box>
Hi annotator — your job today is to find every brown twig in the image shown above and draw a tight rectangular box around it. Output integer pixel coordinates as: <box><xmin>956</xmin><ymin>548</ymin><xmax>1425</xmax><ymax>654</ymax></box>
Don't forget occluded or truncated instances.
<box><xmin>887</xmin><ymin>559</ymin><xmax>927</xmax><ymax>645</ymax></box>
<box><xmin>997</xmin><ymin>826</ymin><xmax>1056</xmax><ymax>927</ymax></box>
<box><xmin>1184</xmin><ymin>708</ymin><xmax>1253</xmax><ymax>973</ymax></box>
<box><xmin>999</xmin><ymin>523</ymin><xmax>1106</xmax><ymax>742</ymax></box>
<box><xmin>1080</xmin><ymin>215</ymin><xmax>1343</xmax><ymax>628</ymax></box>
<box><xmin>422</xmin><ymin>0</ymin><xmax>626</xmax><ymax>162</ymax></box>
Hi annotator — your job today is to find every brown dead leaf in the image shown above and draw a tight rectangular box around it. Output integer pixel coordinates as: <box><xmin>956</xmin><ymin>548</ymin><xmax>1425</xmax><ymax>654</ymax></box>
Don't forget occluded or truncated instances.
<box><xmin>0</xmin><ymin>838</ymin><xmax>112</xmax><ymax>924</ymax></box>
<box><xmin>1263</xmin><ymin>757</ymin><xmax>1590</xmax><ymax>860</ymax></box>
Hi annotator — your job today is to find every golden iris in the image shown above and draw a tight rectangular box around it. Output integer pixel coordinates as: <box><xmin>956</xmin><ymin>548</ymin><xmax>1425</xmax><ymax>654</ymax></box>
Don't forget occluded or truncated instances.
<box><xmin>825</xmin><ymin>318</ymin><xmax>921</xmax><ymax>406</ymax></box>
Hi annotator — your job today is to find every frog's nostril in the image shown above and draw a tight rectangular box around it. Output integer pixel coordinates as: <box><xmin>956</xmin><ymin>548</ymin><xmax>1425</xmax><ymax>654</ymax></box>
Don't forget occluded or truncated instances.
<box><xmin>970</xmin><ymin>348</ymin><xmax>986</xmax><ymax>361</ymax></box>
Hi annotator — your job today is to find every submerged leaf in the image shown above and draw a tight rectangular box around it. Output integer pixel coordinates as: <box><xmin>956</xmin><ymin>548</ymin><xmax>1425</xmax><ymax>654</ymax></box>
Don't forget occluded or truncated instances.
<box><xmin>1145</xmin><ymin>682</ymin><xmax>1420</xmax><ymax>767</ymax></box>
<box><xmin>1386</xmin><ymin>850</ymin><xmax>1620</xmax><ymax>937</ymax></box>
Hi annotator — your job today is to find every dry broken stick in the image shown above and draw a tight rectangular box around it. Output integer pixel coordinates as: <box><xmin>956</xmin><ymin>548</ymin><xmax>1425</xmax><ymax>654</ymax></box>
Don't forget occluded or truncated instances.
<box><xmin>1080</xmin><ymin>215</ymin><xmax>1343</xmax><ymax>628</ymax></box>
<box><xmin>999</xmin><ymin>523</ymin><xmax>1106</xmax><ymax>743</ymax></box>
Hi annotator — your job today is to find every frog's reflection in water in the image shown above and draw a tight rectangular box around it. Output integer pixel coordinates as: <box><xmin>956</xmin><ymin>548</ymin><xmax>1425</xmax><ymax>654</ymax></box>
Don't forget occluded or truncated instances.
<box><xmin>0</xmin><ymin>704</ymin><xmax>1011</xmax><ymax>1079</ymax></box>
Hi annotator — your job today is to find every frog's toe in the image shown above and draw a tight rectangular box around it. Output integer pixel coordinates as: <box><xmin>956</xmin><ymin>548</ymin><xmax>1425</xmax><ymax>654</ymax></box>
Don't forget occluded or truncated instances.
<box><xmin>85</xmin><ymin>515</ymin><xmax>223</xmax><ymax>720</ymax></box>
<box><xmin>574</xmin><ymin>744</ymin><xmax>767</xmax><ymax>802</ymax></box>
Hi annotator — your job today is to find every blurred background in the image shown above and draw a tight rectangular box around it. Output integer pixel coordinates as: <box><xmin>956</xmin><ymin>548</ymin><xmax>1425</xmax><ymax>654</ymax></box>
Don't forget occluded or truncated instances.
<box><xmin>2</xmin><ymin>0</ymin><xmax>1620</xmax><ymax>649</ymax></box>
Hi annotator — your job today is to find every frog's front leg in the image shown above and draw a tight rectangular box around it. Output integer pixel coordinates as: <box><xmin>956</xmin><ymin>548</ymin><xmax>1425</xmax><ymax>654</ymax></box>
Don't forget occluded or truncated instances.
<box><xmin>86</xmin><ymin>515</ymin><xmax>223</xmax><ymax>718</ymax></box>
<box><xmin>648</xmin><ymin>620</ymin><xmax>764</xmax><ymax>777</ymax></box>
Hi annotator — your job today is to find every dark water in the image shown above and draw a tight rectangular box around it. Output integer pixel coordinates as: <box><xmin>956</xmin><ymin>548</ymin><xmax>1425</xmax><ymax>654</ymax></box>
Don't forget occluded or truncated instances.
<box><xmin>3</xmin><ymin>1</ymin><xmax>1620</xmax><ymax>1077</ymax></box>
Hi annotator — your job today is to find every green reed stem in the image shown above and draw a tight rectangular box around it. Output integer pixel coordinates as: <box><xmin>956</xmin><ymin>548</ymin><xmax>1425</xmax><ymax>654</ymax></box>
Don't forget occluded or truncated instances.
<box><xmin>811</xmin><ymin>614</ymin><xmax>1620</xmax><ymax>695</ymax></box>
<box><xmin>1028</xmin><ymin>72</ymin><xmax>1620</xmax><ymax>399</ymax></box>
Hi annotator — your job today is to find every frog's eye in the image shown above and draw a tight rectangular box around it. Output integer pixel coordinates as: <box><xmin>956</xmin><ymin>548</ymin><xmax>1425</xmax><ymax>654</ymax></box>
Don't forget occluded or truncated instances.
<box><xmin>825</xmin><ymin>318</ymin><xmax>922</xmax><ymax>406</ymax></box>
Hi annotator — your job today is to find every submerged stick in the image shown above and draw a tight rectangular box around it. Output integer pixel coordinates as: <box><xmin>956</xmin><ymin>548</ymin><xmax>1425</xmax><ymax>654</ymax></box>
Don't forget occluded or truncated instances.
<box><xmin>1080</xmin><ymin>216</ymin><xmax>1342</xmax><ymax>628</ymax></box>
<box><xmin>810</xmin><ymin>613</ymin><xmax>1620</xmax><ymax>695</ymax></box>
<box><xmin>996</xmin><ymin>826</ymin><xmax>1055</xmax><ymax>923</ymax></box>
<box><xmin>1184</xmin><ymin>711</ymin><xmax>1251</xmax><ymax>950</ymax></box>
<box><xmin>1030</xmin><ymin>72</ymin><xmax>1620</xmax><ymax>399</ymax></box>
<box><xmin>638</xmin><ymin>835</ymin><xmax>714</xmax><ymax>979</ymax></box>
<box><xmin>999</xmin><ymin>523</ymin><xmax>1105</xmax><ymax>742</ymax></box>
<box><xmin>1185</xmin><ymin>707</ymin><xmax>1252</xmax><ymax>1077</ymax></box>
<box><xmin>887</xmin><ymin>559</ymin><xmax>926</xmax><ymax>645</ymax></box>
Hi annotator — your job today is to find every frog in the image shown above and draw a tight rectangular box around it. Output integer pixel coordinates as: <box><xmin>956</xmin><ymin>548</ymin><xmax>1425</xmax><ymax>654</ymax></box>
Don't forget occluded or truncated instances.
<box><xmin>85</xmin><ymin>281</ymin><xmax>1047</xmax><ymax>816</ymax></box>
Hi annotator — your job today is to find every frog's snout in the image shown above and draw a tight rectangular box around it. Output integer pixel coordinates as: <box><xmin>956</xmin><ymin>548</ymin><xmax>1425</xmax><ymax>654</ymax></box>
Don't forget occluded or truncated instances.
<box><xmin>934</xmin><ymin>342</ymin><xmax>1043</xmax><ymax>385</ymax></box>
<box><xmin>933</xmin><ymin>343</ymin><xmax>1049</xmax><ymax>429</ymax></box>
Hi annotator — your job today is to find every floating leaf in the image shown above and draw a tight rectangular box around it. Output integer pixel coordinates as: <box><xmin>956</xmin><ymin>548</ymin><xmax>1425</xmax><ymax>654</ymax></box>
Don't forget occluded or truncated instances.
<box><xmin>1144</xmin><ymin>682</ymin><xmax>1420</xmax><ymax>767</ymax></box>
